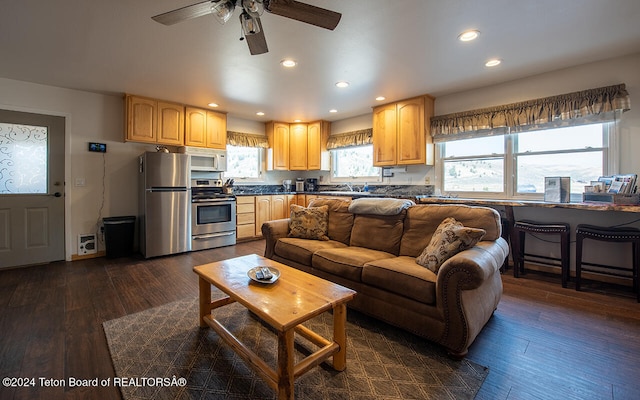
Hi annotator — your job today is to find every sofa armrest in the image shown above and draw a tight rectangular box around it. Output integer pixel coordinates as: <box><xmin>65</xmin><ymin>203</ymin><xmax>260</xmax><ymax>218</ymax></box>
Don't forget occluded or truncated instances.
<box><xmin>434</xmin><ymin>238</ymin><xmax>508</xmax><ymax>356</ymax></box>
<box><xmin>262</xmin><ymin>218</ymin><xmax>290</xmax><ymax>259</ymax></box>
<box><xmin>437</xmin><ymin>238</ymin><xmax>508</xmax><ymax>292</ymax></box>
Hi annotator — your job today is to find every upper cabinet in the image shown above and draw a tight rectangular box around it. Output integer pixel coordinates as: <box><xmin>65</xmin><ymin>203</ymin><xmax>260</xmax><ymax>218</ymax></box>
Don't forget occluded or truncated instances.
<box><xmin>185</xmin><ymin>107</ymin><xmax>227</xmax><ymax>149</ymax></box>
<box><xmin>307</xmin><ymin>120</ymin><xmax>330</xmax><ymax>170</ymax></box>
<box><xmin>289</xmin><ymin>123</ymin><xmax>308</xmax><ymax>170</ymax></box>
<box><xmin>125</xmin><ymin>95</ymin><xmax>184</xmax><ymax>145</ymax></box>
<box><xmin>125</xmin><ymin>95</ymin><xmax>227</xmax><ymax>148</ymax></box>
<box><xmin>267</xmin><ymin>120</ymin><xmax>330</xmax><ymax>171</ymax></box>
<box><xmin>372</xmin><ymin>95</ymin><xmax>435</xmax><ymax>166</ymax></box>
<box><xmin>266</xmin><ymin>121</ymin><xmax>290</xmax><ymax>170</ymax></box>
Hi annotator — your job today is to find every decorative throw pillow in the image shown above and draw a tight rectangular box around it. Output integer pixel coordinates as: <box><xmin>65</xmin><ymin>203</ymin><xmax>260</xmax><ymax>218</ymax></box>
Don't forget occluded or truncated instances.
<box><xmin>288</xmin><ymin>204</ymin><xmax>330</xmax><ymax>241</ymax></box>
<box><xmin>416</xmin><ymin>217</ymin><xmax>486</xmax><ymax>273</ymax></box>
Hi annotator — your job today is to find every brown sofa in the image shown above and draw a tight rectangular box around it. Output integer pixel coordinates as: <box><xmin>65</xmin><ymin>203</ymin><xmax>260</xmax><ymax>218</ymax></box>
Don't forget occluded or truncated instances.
<box><xmin>262</xmin><ymin>198</ymin><xmax>509</xmax><ymax>358</ymax></box>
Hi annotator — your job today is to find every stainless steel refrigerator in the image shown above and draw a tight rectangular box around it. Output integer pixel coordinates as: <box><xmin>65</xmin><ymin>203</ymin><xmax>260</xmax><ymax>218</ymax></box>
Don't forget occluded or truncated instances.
<box><xmin>138</xmin><ymin>152</ymin><xmax>190</xmax><ymax>258</ymax></box>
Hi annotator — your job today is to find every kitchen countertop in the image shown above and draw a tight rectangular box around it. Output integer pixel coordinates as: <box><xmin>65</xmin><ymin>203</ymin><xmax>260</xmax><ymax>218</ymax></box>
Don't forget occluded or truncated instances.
<box><xmin>414</xmin><ymin>196</ymin><xmax>640</xmax><ymax>213</ymax></box>
<box><xmin>234</xmin><ymin>191</ymin><xmax>640</xmax><ymax>212</ymax></box>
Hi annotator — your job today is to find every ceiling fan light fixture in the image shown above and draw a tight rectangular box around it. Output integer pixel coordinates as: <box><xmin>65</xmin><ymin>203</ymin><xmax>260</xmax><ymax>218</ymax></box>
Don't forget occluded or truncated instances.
<box><xmin>242</xmin><ymin>0</ymin><xmax>264</xmax><ymax>17</ymax></box>
<box><xmin>211</xmin><ymin>0</ymin><xmax>235</xmax><ymax>25</ymax></box>
<box><xmin>240</xmin><ymin>11</ymin><xmax>260</xmax><ymax>35</ymax></box>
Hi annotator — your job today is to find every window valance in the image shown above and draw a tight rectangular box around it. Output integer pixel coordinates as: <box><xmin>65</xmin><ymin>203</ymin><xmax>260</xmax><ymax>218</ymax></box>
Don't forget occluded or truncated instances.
<box><xmin>326</xmin><ymin>129</ymin><xmax>373</xmax><ymax>149</ymax></box>
<box><xmin>431</xmin><ymin>83</ymin><xmax>631</xmax><ymax>142</ymax></box>
<box><xmin>226</xmin><ymin>131</ymin><xmax>269</xmax><ymax>148</ymax></box>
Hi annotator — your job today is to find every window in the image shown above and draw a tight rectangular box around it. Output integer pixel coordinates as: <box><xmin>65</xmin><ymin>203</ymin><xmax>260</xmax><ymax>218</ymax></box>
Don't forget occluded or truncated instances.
<box><xmin>0</xmin><ymin>123</ymin><xmax>48</xmax><ymax>194</ymax></box>
<box><xmin>225</xmin><ymin>145</ymin><xmax>262</xmax><ymax>180</ymax></box>
<box><xmin>440</xmin><ymin>123</ymin><xmax>608</xmax><ymax>197</ymax></box>
<box><xmin>331</xmin><ymin>145</ymin><xmax>381</xmax><ymax>182</ymax></box>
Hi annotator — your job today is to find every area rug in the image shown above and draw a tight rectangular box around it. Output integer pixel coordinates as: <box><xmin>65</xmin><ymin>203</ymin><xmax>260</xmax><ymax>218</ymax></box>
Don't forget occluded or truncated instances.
<box><xmin>103</xmin><ymin>296</ymin><xmax>488</xmax><ymax>400</ymax></box>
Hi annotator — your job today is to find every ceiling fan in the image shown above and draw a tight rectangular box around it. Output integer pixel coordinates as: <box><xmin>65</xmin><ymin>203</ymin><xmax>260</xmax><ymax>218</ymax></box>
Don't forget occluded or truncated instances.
<box><xmin>152</xmin><ymin>0</ymin><xmax>342</xmax><ymax>55</ymax></box>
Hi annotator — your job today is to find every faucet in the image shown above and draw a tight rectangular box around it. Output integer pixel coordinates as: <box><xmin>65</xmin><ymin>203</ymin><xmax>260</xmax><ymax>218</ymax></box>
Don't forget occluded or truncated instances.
<box><xmin>345</xmin><ymin>182</ymin><xmax>354</xmax><ymax>191</ymax></box>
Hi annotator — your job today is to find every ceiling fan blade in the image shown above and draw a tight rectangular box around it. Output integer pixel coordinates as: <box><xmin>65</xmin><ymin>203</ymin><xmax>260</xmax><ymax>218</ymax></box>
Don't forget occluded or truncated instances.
<box><xmin>265</xmin><ymin>0</ymin><xmax>341</xmax><ymax>30</ymax></box>
<box><xmin>245</xmin><ymin>19</ymin><xmax>269</xmax><ymax>55</ymax></box>
<box><xmin>152</xmin><ymin>0</ymin><xmax>215</xmax><ymax>26</ymax></box>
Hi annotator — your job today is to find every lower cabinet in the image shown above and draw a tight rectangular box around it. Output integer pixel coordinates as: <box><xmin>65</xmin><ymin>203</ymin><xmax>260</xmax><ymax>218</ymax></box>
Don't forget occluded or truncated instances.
<box><xmin>236</xmin><ymin>196</ymin><xmax>256</xmax><ymax>240</ymax></box>
<box><xmin>238</xmin><ymin>194</ymin><xmax>330</xmax><ymax>240</ymax></box>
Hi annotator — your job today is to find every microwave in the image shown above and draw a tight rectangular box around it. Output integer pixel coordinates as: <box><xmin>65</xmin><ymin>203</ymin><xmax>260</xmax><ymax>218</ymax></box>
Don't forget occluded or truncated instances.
<box><xmin>179</xmin><ymin>146</ymin><xmax>227</xmax><ymax>172</ymax></box>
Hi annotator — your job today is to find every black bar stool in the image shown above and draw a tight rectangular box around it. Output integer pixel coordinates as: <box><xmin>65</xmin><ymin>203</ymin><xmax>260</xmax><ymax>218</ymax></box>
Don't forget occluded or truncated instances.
<box><xmin>513</xmin><ymin>220</ymin><xmax>571</xmax><ymax>287</ymax></box>
<box><xmin>575</xmin><ymin>224</ymin><xmax>640</xmax><ymax>303</ymax></box>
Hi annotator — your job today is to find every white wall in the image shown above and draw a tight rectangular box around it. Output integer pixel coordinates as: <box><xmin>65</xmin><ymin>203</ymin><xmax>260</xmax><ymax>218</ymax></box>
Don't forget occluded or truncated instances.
<box><xmin>0</xmin><ymin>78</ymin><xmax>149</xmax><ymax>258</ymax></box>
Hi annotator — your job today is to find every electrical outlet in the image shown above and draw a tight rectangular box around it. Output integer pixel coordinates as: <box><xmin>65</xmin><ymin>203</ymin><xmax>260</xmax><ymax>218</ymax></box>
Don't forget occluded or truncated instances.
<box><xmin>75</xmin><ymin>178</ymin><xmax>85</xmax><ymax>187</ymax></box>
<box><xmin>425</xmin><ymin>176</ymin><xmax>431</xmax><ymax>184</ymax></box>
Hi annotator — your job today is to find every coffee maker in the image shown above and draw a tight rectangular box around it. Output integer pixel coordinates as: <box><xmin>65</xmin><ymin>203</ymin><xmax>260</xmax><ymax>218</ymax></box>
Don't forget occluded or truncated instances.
<box><xmin>305</xmin><ymin>178</ymin><xmax>318</xmax><ymax>192</ymax></box>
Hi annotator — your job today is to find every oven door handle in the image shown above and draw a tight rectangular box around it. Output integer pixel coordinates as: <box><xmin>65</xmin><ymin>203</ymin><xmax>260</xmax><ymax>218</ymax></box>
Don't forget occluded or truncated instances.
<box><xmin>193</xmin><ymin>232</ymin><xmax>236</xmax><ymax>240</ymax></box>
<box><xmin>192</xmin><ymin>198</ymin><xmax>235</xmax><ymax>203</ymax></box>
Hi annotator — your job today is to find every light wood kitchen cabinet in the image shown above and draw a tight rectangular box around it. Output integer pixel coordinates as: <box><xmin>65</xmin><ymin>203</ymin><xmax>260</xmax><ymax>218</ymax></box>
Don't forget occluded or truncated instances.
<box><xmin>266</xmin><ymin>121</ymin><xmax>290</xmax><ymax>170</ymax></box>
<box><xmin>372</xmin><ymin>95</ymin><xmax>435</xmax><ymax>166</ymax></box>
<box><xmin>255</xmin><ymin>195</ymin><xmax>272</xmax><ymax>237</ymax></box>
<box><xmin>307</xmin><ymin>120</ymin><xmax>330</xmax><ymax>170</ymax></box>
<box><xmin>271</xmin><ymin>195</ymin><xmax>287</xmax><ymax>220</ymax></box>
<box><xmin>267</xmin><ymin>120</ymin><xmax>330</xmax><ymax>171</ymax></box>
<box><xmin>289</xmin><ymin>124</ymin><xmax>308</xmax><ymax>170</ymax></box>
<box><xmin>296</xmin><ymin>195</ymin><xmax>307</xmax><ymax>206</ymax></box>
<box><xmin>125</xmin><ymin>95</ymin><xmax>184</xmax><ymax>145</ymax></box>
<box><xmin>236</xmin><ymin>196</ymin><xmax>256</xmax><ymax>240</ymax></box>
<box><xmin>286</xmin><ymin>194</ymin><xmax>297</xmax><ymax>214</ymax></box>
<box><xmin>185</xmin><ymin>107</ymin><xmax>227</xmax><ymax>149</ymax></box>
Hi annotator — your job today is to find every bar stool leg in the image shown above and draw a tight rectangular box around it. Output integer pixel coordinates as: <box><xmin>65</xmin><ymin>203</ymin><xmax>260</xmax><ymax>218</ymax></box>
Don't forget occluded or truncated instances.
<box><xmin>514</xmin><ymin>230</ymin><xmax>525</xmax><ymax>278</ymax></box>
<box><xmin>634</xmin><ymin>240</ymin><xmax>640</xmax><ymax>303</ymax></box>
<box><xmin>561</xmin><ymin>231</ymin><xmax>570</xmax><ymax>288</ymax></box>
<box><xmin>575</xmin><ymin>233</ymin><xmax>584</xmax><ymax>291</ymax></box>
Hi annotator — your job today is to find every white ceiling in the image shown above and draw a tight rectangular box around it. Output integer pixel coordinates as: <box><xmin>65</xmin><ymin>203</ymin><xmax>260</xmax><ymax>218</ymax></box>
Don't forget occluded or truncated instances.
<box><xmin>1</xmin><ymin>0</ymin><xmax>640</xmax><ymax>123</ymax></box>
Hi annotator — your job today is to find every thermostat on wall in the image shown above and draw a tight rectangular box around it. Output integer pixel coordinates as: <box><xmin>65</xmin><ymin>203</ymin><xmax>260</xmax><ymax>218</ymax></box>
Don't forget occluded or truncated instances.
<box><xmin>89</xmin><ymin>142</ymin><xmax>107</xmax><ymax>153</ymax></box>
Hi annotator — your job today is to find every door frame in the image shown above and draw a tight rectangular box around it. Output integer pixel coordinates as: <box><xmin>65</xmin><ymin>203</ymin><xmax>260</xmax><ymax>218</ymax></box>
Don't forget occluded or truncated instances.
<box><xmin>1</xmin><ymin>104</ymin><xmax>72</xmax><ymax>262</ymax></box>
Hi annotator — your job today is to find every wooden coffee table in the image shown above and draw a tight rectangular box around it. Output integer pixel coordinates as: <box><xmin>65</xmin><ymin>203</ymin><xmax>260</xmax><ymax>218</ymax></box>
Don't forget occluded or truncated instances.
<box><xmin>193</xmin><ymin>254</ymin><xmax>356</xmax><ymax>400</ymax></box>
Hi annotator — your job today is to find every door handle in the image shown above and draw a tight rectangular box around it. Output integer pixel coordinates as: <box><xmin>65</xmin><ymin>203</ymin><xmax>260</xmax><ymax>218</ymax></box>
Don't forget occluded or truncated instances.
<box><xmin>52</xmin><ymin>192</ymin><xmax>62</xmax><ymax>197</ymax></box>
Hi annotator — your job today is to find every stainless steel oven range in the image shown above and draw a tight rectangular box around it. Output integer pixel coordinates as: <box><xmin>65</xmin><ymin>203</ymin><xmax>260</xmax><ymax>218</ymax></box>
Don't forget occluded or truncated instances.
<box><xmin>191</xmin><ymin>179</ymin><xmax>236</xmax><ymax>251</ymax></box>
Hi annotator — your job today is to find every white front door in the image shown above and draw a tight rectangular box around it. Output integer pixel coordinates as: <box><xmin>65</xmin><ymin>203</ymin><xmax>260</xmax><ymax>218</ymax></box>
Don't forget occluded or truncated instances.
<box><xmin>0</xmin><ymin>109</ymin><xmax>65</xmax><ymax>269</ymax></box>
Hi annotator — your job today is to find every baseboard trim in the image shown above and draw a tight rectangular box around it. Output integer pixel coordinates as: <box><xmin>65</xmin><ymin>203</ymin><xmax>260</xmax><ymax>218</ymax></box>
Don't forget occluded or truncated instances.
<box><xmin>72</xmin><ymin>251</ymin><xmax>106</xmax><ymax>261</ymax></box>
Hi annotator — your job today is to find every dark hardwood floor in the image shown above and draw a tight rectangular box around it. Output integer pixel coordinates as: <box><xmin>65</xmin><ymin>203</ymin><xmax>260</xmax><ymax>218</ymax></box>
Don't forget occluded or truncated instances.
<box><xmin>1</xmin><ymin>240</ymin><xmax>638</xmax><ymax>400</ymax></box>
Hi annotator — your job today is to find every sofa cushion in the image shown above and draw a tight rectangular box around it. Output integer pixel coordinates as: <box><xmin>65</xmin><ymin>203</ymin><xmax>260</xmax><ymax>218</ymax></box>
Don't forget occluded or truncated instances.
<box><xmin>416</xmin><ymin>217</ymin><xmax>486</xmax><ymax>273</ymax></box>
<box><xmin>288</xmin><ymin>204</ymin><xmax>330</xmax><ymax>241</ymax></box>
<box><xmin>275</xmin><ymin>237</ymin><xmax>347</xmax><ymax>266</ymax></box>
<box><xmin>400</xmin><ymin>204</ymin><xmax>501</xmax><ymax>257</ymax></box>
<box><xmin>362</xmin><ymin>256</ymin><xmax>437</xmax><ymax>305</ymax></box>
<box><xmin>312</xmin><ymin>247</ymin><xmax>396</xmax><ymax>282</ymax></box>
<box><xmin>349</xmin><ymin>212</ymin><xmax>406</xmax><ymax>255</ymax></box>
<box><xmin>308</xmin><ymin>198</ymin><xmax>354</xmax><ymax>245</ymax></box>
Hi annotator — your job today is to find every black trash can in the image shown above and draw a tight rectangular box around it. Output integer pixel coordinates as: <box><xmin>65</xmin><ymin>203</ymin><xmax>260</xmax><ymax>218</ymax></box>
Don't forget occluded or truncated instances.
<box><xmin>103</xmin><ymin>216</ymin><xmax>136</xmax><ymax>258</ymax></box>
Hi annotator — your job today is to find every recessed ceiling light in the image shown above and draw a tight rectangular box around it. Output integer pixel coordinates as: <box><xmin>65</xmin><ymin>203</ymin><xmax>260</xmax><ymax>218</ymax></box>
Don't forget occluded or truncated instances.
<box><xmin>375</xmin><ymin>96</ymin><xmax>386</xmax><ymax>101</ymax></box>
<box><xmin>280</xmin><ymin>59</ymin><xmax>297</xmax><ymax>68</ymax></box>
<box><xmin>208</xmin><ymin>102</ymin><xmax>219</xmax><ymax>108</ymax></box>
<box><xmin>329</xmin><ymin>109</ymin><xmax>338</xmax><ymax>113</ymax></box>
<box><xmin>294</xmin><ymin>119</ymin><xmax>301</xmax><ymax>123</ymax></box>
<box><xmin>256</xmin><ymin>111</ymin><xmax>265</xmax><ymax>116</ymax></box>
<box><xmin>458</xmin><ymin>30</ymin><xmax>480</xmax><ymax>42</ymax></box>
<box><xmin>485</xmin><ymin>58</ymin><xmax>502</xmax><ymax>67</ymax></box>
<box><xmin>335</xmin><ymin>81</ymin><xmax>349</xmax><ymax>88</ymax></box>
